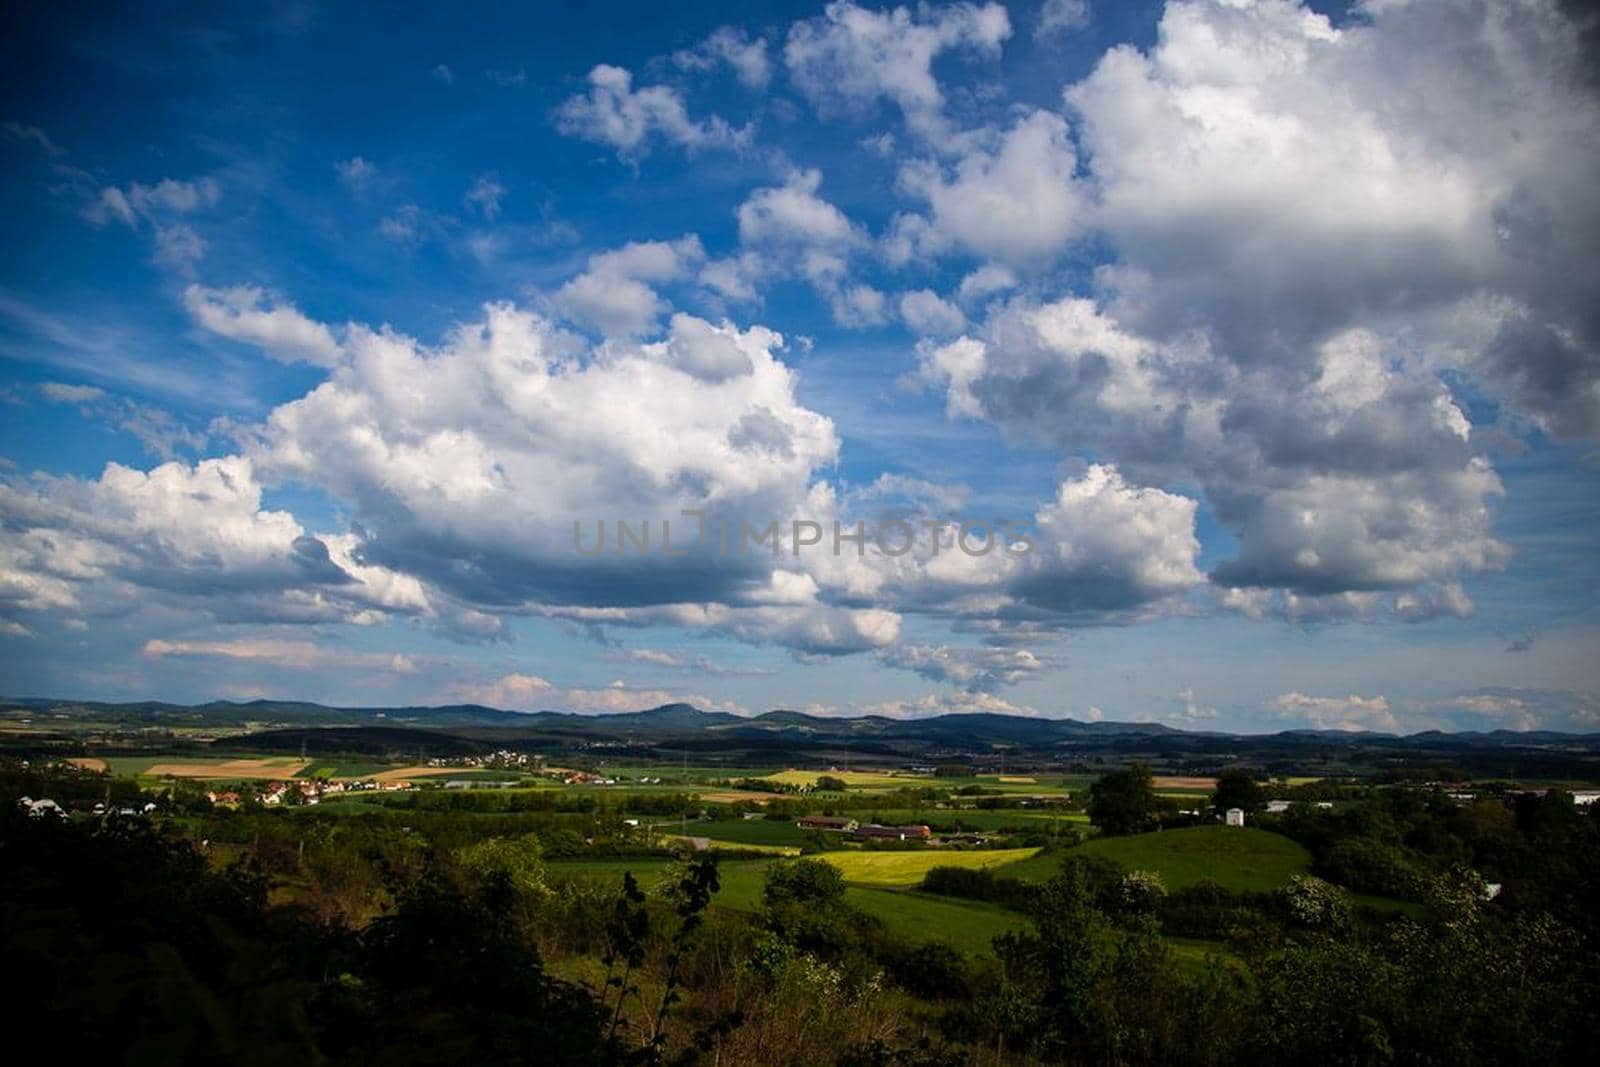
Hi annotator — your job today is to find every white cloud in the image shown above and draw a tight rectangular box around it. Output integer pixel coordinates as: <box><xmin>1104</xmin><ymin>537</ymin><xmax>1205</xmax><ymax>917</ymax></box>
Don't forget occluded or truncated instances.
<box><xmin>446</xmin><ymin>672</ymin><xmax>554</xmax><ymax>709</ymax></box>
<box><xmin>1063</xmin><ymin>0</ymin><xmax>1600</xmax><ymax>439</ymax></box>
<box><xmin>554</xmin><ymin>64</ymin><xmax>750</xmax><ymax>159</ymax></box>
<box><xmin>784</xmin><ymin>1</ymin><xmax>1012</xmax><ymax>144</ymax></box>
<box><xmin>899</xmin><ymin>108</ymin><xmax>1085</xmax><ymax>267</ymax></box>
<box><xmin>0</xmin><ymin>456</ymin><xmax>429</xmax><ymax>630</ymax></box>
<box><xmin>553</xmin><ymin>235</ymin><xmax>705</xmax><ymax>337</ymax></box>
<box><xmin>1037</xmin><ymin>0</ymin><xmax>1090</xmax><ymax>38</ymax></box>
<box><xmin>878</xmin><ymin>642</ymin><xmax>1043</xmax><ymax>692</ymax></box>
<box><xmin>674</xmin><ymin>27</ymin><xmax>772</xmax><ymax>89</ymax></box>
<box><xmin>183</xmin><ymin>284</ymin><xmax>344</xmax><ymax>367</ymax></box>
<box><xmin>152</xmin><ymin>224</ymin><xmax>205</xmax><ymax>270</ymax></box>
<box><xmin>335</xmin><ymin>156</ymin><xmax>376</xmax><ymax>190</ymax></box>
<box><xmin>861</xmin><ymin>689</ymin><xmax>1041</xmax><ymax>719</ymax></box>
<box><xmin>465</xmin><ymin>172</ymin><xmax>506</xmax><ymax>219</ymax></box>
<box><xmin>85</xmin><ymin>177</ymin><xmax>219</xmax><ymax>228</ymax></box>
<box><xmin>734</xmin><ymin>169</ymin><xmax>884</xmax><ymax>327</ymax></box>
<box><xmin>898</xmin><ymin>289</ymin><xmax>966</xmax><ymax>336</ymax></box>
<box><xmin>143</xmin><ymin>638</ymin><xmax>417</xmax><ymax>673</ymax></box>
<box><xmin>1271</xmin><ymin>691</ymin><xmax>1399</xmax><ymax>733</ymax></box>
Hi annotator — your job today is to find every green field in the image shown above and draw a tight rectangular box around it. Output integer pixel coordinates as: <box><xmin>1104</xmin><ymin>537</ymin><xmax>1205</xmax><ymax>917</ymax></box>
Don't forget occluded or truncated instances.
<box><xmin>1000</xmin><ymin>827</ymin><xmax>1311</xmax><ymax>893</ymax></box>
<box><xmin>845</xmin><ymin>887</ymin><xmax>1025</xmax><ymax>955</ymax></box>
<box><xmin>547</xmin><ymin>857</ymin><xmax>1021</xmax><ymax>954</ymax></box>
<box><xmin>818</xmin><ymin>847</ymin><xmax>1041</xmax><ymax>887</ymax></box>
<box><xmin>295</xmin><ymin>761</ymin><xmax>397</xmax><ymax>779</ymax></box>
<box><xmin>852</xmin><ymin>808</ymin><xmax>1089</xmax><ymax>832</ymax></box>
<box><xmin>677</xmin><ymin>817</ymin><xmax>812</xmax><ymax>848</ymax></box>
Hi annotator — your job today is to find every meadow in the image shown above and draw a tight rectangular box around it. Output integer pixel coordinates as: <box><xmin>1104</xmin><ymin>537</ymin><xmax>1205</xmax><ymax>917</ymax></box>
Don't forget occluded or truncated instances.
<box><xmin>818</xmin><ymin>847</ymin><xmax>1042</xmax><ymax>887</ymax></box>
<box><xmin>1000</xmin><ymin>826</ymin><xmax>1312</xmax><ymax>893</ymax></box>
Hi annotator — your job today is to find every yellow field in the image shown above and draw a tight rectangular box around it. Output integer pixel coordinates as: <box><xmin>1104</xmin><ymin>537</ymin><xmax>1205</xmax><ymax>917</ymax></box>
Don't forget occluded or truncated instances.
<box><xmin>143</xmin><ymin>757</ymin><xmax>309</xmax><ymax>780</ymax></box>
<box><xmin>817</xmin><ymin>847</ymin><xmax>1041</xmax><ymax>887</ymax></box>
<box><xmin>666</xmin><ymin>836</ymin><xmax>800</xmax><ymax>856</ymax></box>
<box><xmin>761</xmin><ymin>769</ymin><xmax>915</xmax><ymax>789</ymax></box>
<box><xmin>365</xmin><ymin>766</ymin><xmax>466</xmax><ymax>782</ymax></box>
<box><xmin>995</xmin><ymin>775</ymin><xmax>1037</xmax><ymax>784</ymax></box>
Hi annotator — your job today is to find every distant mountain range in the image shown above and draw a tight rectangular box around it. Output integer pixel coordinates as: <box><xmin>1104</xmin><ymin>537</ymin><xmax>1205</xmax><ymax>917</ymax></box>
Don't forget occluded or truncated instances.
<box><xmin>5</xmin><ymin>696</ymin><xmax>1598</xmax><ymax>761</ymax></box>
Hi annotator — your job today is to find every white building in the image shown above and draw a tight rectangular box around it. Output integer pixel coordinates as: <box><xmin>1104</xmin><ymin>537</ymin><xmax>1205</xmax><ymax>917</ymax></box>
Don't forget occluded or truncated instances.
<box><xmin>1266</xmin><ymin>799</ymin><xmax>1291</xmax><ymax>814</ymax></box>
<box><xmin>1225</xmin><ymin>807</ymin><xmax>1246</xmax><ymax>827</ymax></box>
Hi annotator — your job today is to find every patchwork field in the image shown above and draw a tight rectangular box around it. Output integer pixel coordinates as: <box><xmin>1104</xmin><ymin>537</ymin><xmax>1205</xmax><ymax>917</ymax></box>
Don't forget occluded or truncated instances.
<box><xmin>1152</xmin><ymin>776</ymin><xmax>1219</xmax><ymax>792</ymax></box>
<box><xmin>818</xmin><ymin>847</ymin><xmax>1041</xmax><ymax>887</ymax></box>
<box><xmin>140</xmin><ymin>756</ymin><xmax>311</xmax><ymax>780</ymax></box>
<box><xmin>760</xmin><ymin>769</ymin><xmax>921</xmax><ymax>789</ymax></box>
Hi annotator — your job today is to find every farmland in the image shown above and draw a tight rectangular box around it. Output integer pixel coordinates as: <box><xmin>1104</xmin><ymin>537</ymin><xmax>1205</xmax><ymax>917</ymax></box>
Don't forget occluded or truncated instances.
<box><xmin>1041</xmin><ymin>826</ymin><xmax>1312</xmax><ymax>893</ymax></box>
<box><xmin>818</xmin><ymin>847</ymin><xmax>1041</xmax><ymax>887</ymax></box>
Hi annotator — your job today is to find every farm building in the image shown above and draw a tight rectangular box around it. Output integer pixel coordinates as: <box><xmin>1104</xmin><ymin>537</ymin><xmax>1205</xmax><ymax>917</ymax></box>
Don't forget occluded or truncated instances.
<box><xmin>854</xmin><ymin>823</ymin><xmax>933</xmax><ymax>841</ymax></box>
<box><xmin>1224</xmin><ymin>808</ymin><xmax>1246</xmax><ymax>827</ymax></box>
<box><xmin>797</xmin><ymin>815</ymin><xmax>859</xmax><ymax>832</ymax></box>
<box><xmin>1266</xmin><ymin>799</ymin><xmax>1291</xmax><ymax>814</ymax></box>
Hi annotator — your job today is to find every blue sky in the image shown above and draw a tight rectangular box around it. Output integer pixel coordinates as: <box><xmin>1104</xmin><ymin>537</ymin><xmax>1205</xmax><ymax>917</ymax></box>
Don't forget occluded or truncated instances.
<box><xmin>2</xmin><ymin>0</ymin><xmax>1597</xmax><ymax>732</ymax></box>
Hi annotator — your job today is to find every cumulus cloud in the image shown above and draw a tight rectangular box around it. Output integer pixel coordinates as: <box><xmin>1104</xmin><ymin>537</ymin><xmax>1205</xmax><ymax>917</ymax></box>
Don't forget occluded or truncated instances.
<box><xmin>674</xmin><ymin>27</ymin><xmax>772</xmax><ymax>89</ymax></box>
<box><xmin>1416</xmin><ymin>687</ymin><xmax>1600</xmax><ymax>734</ymax></box>
<box><xmin>784</xmin><ymin>1</ymin><xmax>1012</xmax><ymax>144</ymax></box>
<box><xmin>554</xmin><ymin>64</ymin><xmax>750</xmax><ymax>159</ymax></box>
<box><xmin>1271</xmin><ymin>691</ymin><xmax>1399</xmax><ymax>733</ymax></box>
<box><xmin>899</xmin><ymin>289</ymin><xmax>967</xmax><ymax>336</ymax></box>
<box><xmin>861</xmin><ymin>689</ymin><xmax>1041</xmax><ymax>719</ymax></box>
<box><xmin>0</xmin><ymin>456</ymin><xmax>429</xmax><ymax>631</ymax></box>
<box><xmin>734</xmin><ymin>169</ymin><xmax>886</xmax><ymax>326</ymax></box>
<box><xmin>445</xmin><ymin>672</ymin><xmax>554</xmax><ymax>709</ymax></box>
<box><xmin>898</xmin><ymin>108</ymin><xmax>1086</xmax><ymax>267</ymax></box>
<box><xmin>878</xmin><ymin>642</ymin><xmax>1044</xmax><ymax>692</ymax></box>
<box><xmin>183</xmin><ymin>284</ymin><xmax>344</xmax><ymax>366</ymax></box>
<box><xmin>1037</xmin><ymin>0</ymin><xmax>1091</xmax><ymax>38</ymax></box>
<box><xmin>554</xmin><ymin>235</ymin><xmax>705</xmax><ymax>337</ymax></box>
<box><xmin>918</xmin><ymin>293</ymin><xmax>1508</xmax><ymax>614</ymax></box>
<box><xmin>1061</xmin><ymin>0</ymin><xmax>1600</xmax><ymax>439</ymax></box>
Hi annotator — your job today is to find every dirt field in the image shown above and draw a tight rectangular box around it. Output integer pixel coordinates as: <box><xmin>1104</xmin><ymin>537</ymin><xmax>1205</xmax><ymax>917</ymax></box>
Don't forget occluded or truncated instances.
<box><xmin>67</xmin><ymin>756</ymin><xmax>108</xmax><ymax>772</ymax></box>
<box><xmin>1153</xmin><ymin>776</ymin><xmax>1218</xmax><ymax>791</ymax></box>
<box><xmin>142</xmin><ymin>757</ymin><xmax>310</xmax><ymax>780</ymax></box>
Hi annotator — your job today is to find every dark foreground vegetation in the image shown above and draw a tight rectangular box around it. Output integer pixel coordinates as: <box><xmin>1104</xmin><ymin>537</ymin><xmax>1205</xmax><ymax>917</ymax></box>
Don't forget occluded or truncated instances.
<box><xmin>4</xmin><ymin>760</ymin><xmax>1599</xmax><ymax>1065</ymax></box>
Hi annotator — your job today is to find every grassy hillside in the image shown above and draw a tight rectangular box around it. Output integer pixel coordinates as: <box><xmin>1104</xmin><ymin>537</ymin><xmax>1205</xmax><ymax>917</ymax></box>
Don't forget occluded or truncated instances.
<box><xmin>1000</xmin><ymin>826</ymin><xmax>1311</xmax><ymax>893</ymax></box>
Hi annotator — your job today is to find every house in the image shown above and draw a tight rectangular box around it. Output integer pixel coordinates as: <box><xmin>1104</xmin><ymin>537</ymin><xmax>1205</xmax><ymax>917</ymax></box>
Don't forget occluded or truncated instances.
<box><xmin>796</xmin><ymin>815</ymin><xmax>858</xmax><ymax>832</ymax></box>
<box><xmin>855</xmin><ymin>823</ymin><xmax>932</xmax><ymax>841</ymax></box>
<box><xmin>21</xmin><ymin>797</ymin><xmax>66</xmax><ymax>819</ymax></box>
<box><xmin>1224</xmin><ymin>808</ymin><xmax>1246</xmax><ymax>827</ymax></box>
<box><xmin>1266</xmin><ymin>799</ymin><xmax>1291</xmax><ymax>814</ymax></box>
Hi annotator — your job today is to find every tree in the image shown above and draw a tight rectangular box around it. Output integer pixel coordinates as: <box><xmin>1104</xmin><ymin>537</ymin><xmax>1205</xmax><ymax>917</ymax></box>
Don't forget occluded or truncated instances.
<box><xmin>763</xmin><ymin>857</ymin><xmax>846</xmax><ymax>906</ymax></box>
<box><xmin>1087</xmin><ymin>762</ymin><xmax>1157</xmax><ymax>835</ymax></box>
<box><xmin>1212</xmin><ymin>769</ymin><xmax>1265</xmax><ymax>816</ymax></box>
<box><xmin>815</xmin><ymin>775</ymin><xmax>849</xmax><ymax>793</ymax></box>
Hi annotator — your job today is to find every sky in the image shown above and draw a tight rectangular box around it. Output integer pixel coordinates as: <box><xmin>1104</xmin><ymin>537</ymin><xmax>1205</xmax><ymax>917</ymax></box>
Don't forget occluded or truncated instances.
<box><xmin>1</xmin><ymin>0</ymin><xmax>1597</xmax><ymax>733</ymax></box>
